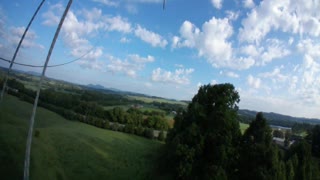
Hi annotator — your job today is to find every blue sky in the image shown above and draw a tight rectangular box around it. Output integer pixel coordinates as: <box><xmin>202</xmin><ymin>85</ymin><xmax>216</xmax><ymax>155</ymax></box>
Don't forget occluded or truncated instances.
<box><xmin>0</xmin><ymin>0</ymin><xmax>320</xmax><ymax>118</ymax></box>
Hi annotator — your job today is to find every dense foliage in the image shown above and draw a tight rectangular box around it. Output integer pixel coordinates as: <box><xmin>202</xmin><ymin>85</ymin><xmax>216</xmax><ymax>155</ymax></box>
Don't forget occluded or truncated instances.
<box><xmin>165</xmin><ymin>84</ymin><xmax>320</xmax><ymax>180</ymax></box>
<box><xmin>308</xmin><ymin>125</ymin><xmax>320</xmax><ymax>158</ymax></box>
<box><xmin>239</xmin><ymin>112</ymin><xmax>285</xmax><ymax>180</ymax></box>
<box><xmin>166</xmin><ymin>83</ymin><xmax>241</xmax><ymax>179</ymax></box>
<box><xmin>3</xmin><ymin>78</ymin><xmax>170</xmax><ymax>139</ymax></box>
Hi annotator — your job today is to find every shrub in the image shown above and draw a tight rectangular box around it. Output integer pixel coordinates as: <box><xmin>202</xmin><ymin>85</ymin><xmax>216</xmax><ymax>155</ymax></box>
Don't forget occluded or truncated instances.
<box><xmin>124</xmin><ymin>124</ymin><xmax>135</xmax><ymax>134</ymax></box>
<box><xmin>118</xmin><ymin>125</ymin><xmax>124</xmax><ymax>132</ymax></box>
<box><xmin>135</xmin><ymin>126</ymin><xmax>145</xmax><ymax>136</ymax></box>
<box><xmin>34</xmin><ymin>130</ymin><xmax>40</xmax><ymax>138</ymax></box>
<box><xmin>158</xmin><ymin>131</ymin><xmax>165</xmax><ymax>141</ymax></box>
<box><xmin>104</xmin><ymin>120</ymin><xmax>110</xmax><ymax>129</ymax></box>
<box><xmin>111</xmin><ymin>123</ymin><xmax>119</xmax><ymax>131</ymax></box>
<box><xmin>145</xmin><ymin>128</ymin><xmax>154</xmax><ymax>139</ymax></box>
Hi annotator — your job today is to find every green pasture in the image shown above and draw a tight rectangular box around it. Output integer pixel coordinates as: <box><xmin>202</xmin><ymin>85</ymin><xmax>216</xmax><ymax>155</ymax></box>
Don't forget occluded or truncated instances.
<box><xmin>240</xmin><ymin>122</ymin><xmax>249</xmax><ymax>134</ymax></box>
<box><xmin>0</xmin><ymin>95</ymin><xmax>164</xmax><ymax>180</ymax></box>
<box><xmin>127</xmin><ymin>95</ymin><xmax>187</xmax><ymax>106</ymax></box>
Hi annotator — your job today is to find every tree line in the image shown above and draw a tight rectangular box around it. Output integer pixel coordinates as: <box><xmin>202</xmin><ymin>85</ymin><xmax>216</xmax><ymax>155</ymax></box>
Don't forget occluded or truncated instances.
<box><xmin>3</xmin><ymin>78</ymin><xmax>168</xmax><ymax>140</ymax></box>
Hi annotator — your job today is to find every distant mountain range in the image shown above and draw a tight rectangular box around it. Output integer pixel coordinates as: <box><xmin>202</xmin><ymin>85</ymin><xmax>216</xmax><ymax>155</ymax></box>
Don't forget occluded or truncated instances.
<box><xmin>86</xmin><ymin>84</ymin><xmax>108</xmax><ymax>90</ymax></box>
<box><xmin>85</xmin><ymin>83</ymin><xmax>186</xmax><ymax>104</ymax></box>
<box><xmin>0</xmin><ymin>67</ymin><xmax>42</xmax><ymax>76</ymax></box>
<box><xmin>25</xmin><ymin>71</ymin><xmax>42</xmax><ymax>76</ymax></box>
<box><xmin>238</xmin><ymin>109</ymin><xmax>320</xmax><ymax>126</ymax></box>
<box><xmin>85</xmin><ymin>83</ymin><xmax>153</xmax><ymax>97</ymax></box>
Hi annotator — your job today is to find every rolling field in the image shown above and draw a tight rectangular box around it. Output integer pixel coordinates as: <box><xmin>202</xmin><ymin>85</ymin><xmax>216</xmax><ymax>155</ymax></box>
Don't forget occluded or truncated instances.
<box><xmin>240</xmin><ymin>122</ymin><xmax>249</xmax><ymax>134</ymax></box>
<box><xmin>103</xmin><ymin>105</ymin><xmax>166</xmax><ymax>114</ymax></box>
<box><xmin>0</xmin><ymin>95</ymin><xmax>165</xmax><ymax>180</ymax></box>
<box><xmin>127</xmin><ymin>95</ymin><xmax>187</xmax><ymax>106</ymax></box>
<box><xmin>103</xmin><ymin>105</ymin><xmax>131</xmax><ymax>111</ymax></box>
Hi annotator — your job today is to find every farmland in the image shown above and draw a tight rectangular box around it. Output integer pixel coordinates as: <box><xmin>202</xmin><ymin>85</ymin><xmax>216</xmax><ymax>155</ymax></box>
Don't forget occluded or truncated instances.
<box><xmin>127</xmin><ymin>95</ymin><xmax>187</xmax><ymax>106</ymax></box>
<box><xmin>0</xmin><ymin>95</ymin><xmax>167</xmax><ymax>180</ymax></box>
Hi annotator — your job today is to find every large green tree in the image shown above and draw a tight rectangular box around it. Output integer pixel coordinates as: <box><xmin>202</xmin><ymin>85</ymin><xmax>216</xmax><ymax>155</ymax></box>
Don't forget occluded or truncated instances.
<box><xmin>239</xmin><ymin>112</ymin><xmax>285</xmax><ymax>180</ymax></box>
<box><xmin>166</xmin><ymin>83</ymin><xmax>241</xmax><ymax>179</ymax></box>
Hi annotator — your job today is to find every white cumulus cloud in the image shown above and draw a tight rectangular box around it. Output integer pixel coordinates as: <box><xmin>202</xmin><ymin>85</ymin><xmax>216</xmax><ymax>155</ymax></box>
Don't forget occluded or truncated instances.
<box><xmin>92</xmin><ymin>0</ymin><xmax>119</xmax><ymax>7</ymax></box>
<box><xmin>239</xmin><ymin>0</ymin><xmax>320</xmax><ymax>43</ymax></box>
<box><xmin>173</xmin><ymin>17</ymin><xmax>253</xmax><ymax>69</ymax></box>
<box><xmin>247</xmin><ymin>75</ymin><xmax>261</xmax><ymax>89</ymax></box>
<box><xmin>42</xmin><ymin>5</ymin><xmax>134</xmax><ymax>70</ymax></box>
<box><xmin>134</xmin><ymin>25</ymin><xmax>167</xmax><ymax>48</ymax></box>
<box><xmin>225</xmin><ymin>10</ymin><xmax>240</xmax><ymax>21</ymax></box>
<box><xmin>7</xmin><ymin>26</ymin><xmax>44</xmax><ymax>49</ymax></box>
<box><xmin>42</xmin><ymin>3</ymin><xmax>64</xmax><ymax>26</ymax></box>
<box><xmin>260</xmin><ymin>39</ymin><xmax>291</xmax><ymax>65</ymax></box>
<box><xmin>211</xmin><ymin>80</ymin><xmax>218</xmax><ymax>85</ymax></box>
<box><xmin>240</xmin><ymin>38</ymin><xmax>290</xmax><ymax>66</ymax></box>
<box><xmin>293</xmin><ymin>39</ymin><xmax>320</xmax><ymax>105</ymax></box>
<box><xmin>243</xmin><ymin>0</ymin><xmax>255</xmax><ymax>8</ymax></box>
<box><xmin>107</xmin><ymin>54</ymin><xmax>155</xmax><ymax>77</ymax></box>
<box><xmin>104</xmin><ymin>15</ymin><xmax>132</xmax><ymax>33</ymax></box>
<box><xmin>152</xmin><ymin>68</ymin><xmax>194</xmax><ymax>85</ymax></box>
<box><xmin>128</xmin><ymin>54</ymin><xmax>155</xmax><ymax>63</ymax></box>
<box><xmin>120</xmin><ymin>37</ymin><xmax>130</xmax><ymax>43</ymax></box>
<box><xmin>211</xmin><ymin>0</ymin><xmax>223</xmax><ymax>9</ymax></box>
<box><xmin>225</xmin><ymin>71</ymin><xmax>240</xmax><ymax>78</ymax></box>
<box><xmin>258</xmin><ymin>67</ymin><xmax>289</xmax><ymax>91</ymax></box>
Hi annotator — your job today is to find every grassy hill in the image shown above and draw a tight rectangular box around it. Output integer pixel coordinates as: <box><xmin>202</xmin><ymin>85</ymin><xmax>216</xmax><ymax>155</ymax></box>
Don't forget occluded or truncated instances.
<box><xmin>0</xmin><ymin>95</ymin><xmax>165</xmax><ymax>180</ymax></box>
<box><xmin>127</xmin><ymin>95</ymin><xmax>187</xmax><ymax>106</ymax></box>
<box><xmin>240</xmin><ymin>122</ymin><xmax>249</xmax><ymax>134</ymax></box>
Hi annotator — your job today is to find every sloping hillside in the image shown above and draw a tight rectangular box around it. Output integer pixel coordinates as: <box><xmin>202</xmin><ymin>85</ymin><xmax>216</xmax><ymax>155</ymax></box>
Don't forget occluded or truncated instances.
<box><xmin>0</xmin><ymin>95</ymin><xmax>164</xmax><ymax>180</ymax></box>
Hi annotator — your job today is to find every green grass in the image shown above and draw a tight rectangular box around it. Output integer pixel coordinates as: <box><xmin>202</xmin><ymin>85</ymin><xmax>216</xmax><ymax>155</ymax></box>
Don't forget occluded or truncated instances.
<box><xmin>127</xmin><ymin>95</ymin><xmax>187</xmax><ymax>106</ymax></box>
<box><xmin>103</xmin><ymin>105</ymin><xmax>166</xmax><ymax>114</ymax></box>
<box><xmin>103</xmin><ymin>105</ymin><xmax>131</xmax><ymax>111</ymax></box>
<box><xmin>240</xmin><ymin>122</ymin><xmax>249</xmax><ymax>134</ymax></box>
<box><xmin>297</xmin><ymin>131</ymin><xmax>308</xmax><ymax>137</ymax></box>
<box><xmin>0</xmin><ymin>95</ymin><xmax>165</xmax><ymax>180</ymax></box>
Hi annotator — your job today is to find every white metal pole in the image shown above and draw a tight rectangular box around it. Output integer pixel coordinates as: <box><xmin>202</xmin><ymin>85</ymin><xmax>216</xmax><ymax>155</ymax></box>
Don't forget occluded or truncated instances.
<box><xmin>23</xmin><ymin>1</ymin><xmax>73</xmax><ymax>180</ymax></box>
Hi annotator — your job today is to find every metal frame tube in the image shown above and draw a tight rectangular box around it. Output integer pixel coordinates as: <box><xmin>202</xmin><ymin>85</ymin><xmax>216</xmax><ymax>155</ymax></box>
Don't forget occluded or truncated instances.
<box><xmin>23</xmin><ymin>1</ymin><xmax>73</xmax><ymax>179</ymax></box>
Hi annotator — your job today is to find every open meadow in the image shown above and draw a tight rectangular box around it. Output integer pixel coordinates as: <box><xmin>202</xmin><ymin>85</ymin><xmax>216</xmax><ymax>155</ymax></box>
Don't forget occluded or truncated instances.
<box><xmin>240</xmin><ymin>122</ymin><xmax>249</xmax><ymax>134</ymax></box>
<box><xmin>127</xmin><ymin>95</ymin><xmax>187</xmax><ymax>106</ymax></box>
<box><xmin>0</xmin><ymin>95</ymin><xmax>165</xmax><ymax>180</ymax></box>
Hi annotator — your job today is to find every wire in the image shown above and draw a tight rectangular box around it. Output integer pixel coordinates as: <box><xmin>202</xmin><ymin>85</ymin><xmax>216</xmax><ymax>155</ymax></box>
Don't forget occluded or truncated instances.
<box><xmin>0</xmin><ymin>24</ymin><xmax>104</xmax><ymax>68</ymax></box>
<box><xmin>1</xmin><ymin>19</ymin><xmax>104</xmax><ymax>68</ymax></box>
<box><xmin>0</xmin><ymin>45</ymin><xmax>95</xmax><ymax>68</ymax></box>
